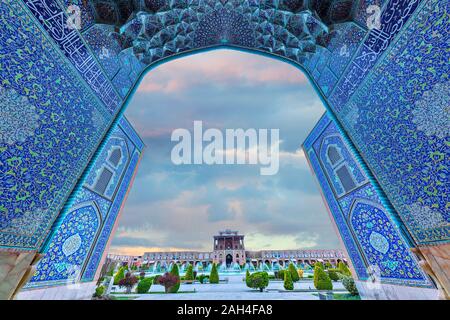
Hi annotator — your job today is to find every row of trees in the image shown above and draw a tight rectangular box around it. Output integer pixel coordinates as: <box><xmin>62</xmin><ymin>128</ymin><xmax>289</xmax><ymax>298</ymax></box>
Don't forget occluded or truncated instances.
<box><xmin>112</xmin><ymin>262</ymin><xmax>224</xmax><ymax>294</ymax></box>
<box><xmin>312</xmin><ymin>261</ymin><xmax>358</xmax><ymax>295</ymax></box>
<box><xmin>244</xmin><ymin>261</ymin><xmax>358</xmax><ymax>295</ymax></box>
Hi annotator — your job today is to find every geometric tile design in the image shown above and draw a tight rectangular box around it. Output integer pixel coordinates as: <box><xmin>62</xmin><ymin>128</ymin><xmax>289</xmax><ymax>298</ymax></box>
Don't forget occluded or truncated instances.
<box><xmin>25</xmin><ymin>118</ymin><xmax>144</xmax><ymax>287</ymax></box>
<box><xmin>0</xmin><ymin>0</ymin><xmax>110</xmax><ymax>250</ymax></box>
<box><xmin>0</xmin><ymin>0</ymin><xmax>447</xmax><ymax>290</ymax></box>
<box><xmin>338</xmin><ymin>0</ymin><xmax>449</xmax><ymax>245</ymax></box>
<box><xmin>303</xmin><ymin>113</ymin><xmax>433</xmax><ymax>288</ymax></box>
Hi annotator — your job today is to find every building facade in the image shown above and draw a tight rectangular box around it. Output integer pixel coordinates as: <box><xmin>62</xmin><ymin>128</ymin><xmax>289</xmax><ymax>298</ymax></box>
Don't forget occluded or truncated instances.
<box><xmin>119</xmin><ymin>230</ymin><xmax>346</xmax><ymax>268</ymax></box>
<box><xmin>213</xmin><ymin>230</ymin><xmax>246</xmax><ymax>266</ymax></box>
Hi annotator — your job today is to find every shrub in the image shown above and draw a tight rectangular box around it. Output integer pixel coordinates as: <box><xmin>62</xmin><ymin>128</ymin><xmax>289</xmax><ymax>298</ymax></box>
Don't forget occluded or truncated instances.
<box><xmin>284</xmin><ymin>270</ymin><xmax>294</xmax><ymax>290</ymax></box>
<box><xmin>93</xmin><ymin>285</ymin><xmax>105</xmax><ymax>297</ymax></box>
<box><xmin>288</xmin><ymin>263</ymin><xmax>299</xmax><ymax>282</ymax></box>
<box><xmin>314</xmin><ymin>261</ymin><xmax>324</xmax><ymax>270</ymax></box>
<box><xmin>158</xmin><ymin>272</ymin><xmax>180</xmax><ymax>293</ymax></box>
<box><xmin>113</xmin><ymin>267</ymin><xmax>125</xmax><ymax>285</ymax></box>
<box><xmin>139</xmin><ymin>271</ymin><xmax>146</xmax><ymax>280</ymax></box>
<box><xmin>209</xmin><ymin>263</ymin><xmax>219</xmax><ymax>284</ymax></box>
<box><xmin>247</xmin><ymin>272</ymin><xmax>269</xmax><ymax>292</ymax></box>
<box><xmin>342</xmin><ymin>276</ymin><xmax>359</xmax><ymax>296</ymax></box>
<box><xmin>338</xmin><ymin>262</ymin><xmax>351</xmax><ymax>276</ymax></box>
<box><xmin>245</xmin><ymin>270</ymin><xmax>251</xmax><ymax>287</ymax></box>
<box><xmin>106</xmin><ymin>265</ymin><xmax>115</xmax><ymax>277</ymax></box>
<box><xmin>169</xmin><ymin>264</ymin><xmax>181</xmax><ymax>293</ymax></box>
<box><xmin>197</xmin><ymin>274</ymin><xmax>209</xmax><ymax>284</ymax></box>
<box><xmin>325</xmin><ymin>262</ymin><xmax>332</xmax><ymax>269</ymax></box>
<box><xmin>185</xmin><ymin>264</ymin><xmax>194</xmax><ymax>281</ymax></box>
<box><xmin>136</xmin><ymin>277</ymin><xmax>153</xmax><ymax>294</ymax></box>
<box><xmin>327</xmin><ymin>269</ymin><xmax>340</xmax><ymax>281</ymax></box>
<box><xmin>153</xmin><ymin>275</ymin><xmax>161</xmax><ymax>285</ymax></box>
<box><xmin>313</xmin><ymin>264</ymin><xmax>322</xmax><ymax>288</ymax></box>
<box><xmin>277</xmin><ymin>269</ymin><xmax>285</xmax><ymax>280</ymax></box>
<box><xmin>314</xmin><ymin>267</ymin><xmax>333</xmax><ymax>291</ymax></box>
<box><xmin>297</xmin><ymin>269</ymin><xmax>304</xmax><ymax>279</ymax></box>
<box><xmin>118</xmin><ymin>273</ymin><xmax>139</xmax><ymax>294</ymax></box>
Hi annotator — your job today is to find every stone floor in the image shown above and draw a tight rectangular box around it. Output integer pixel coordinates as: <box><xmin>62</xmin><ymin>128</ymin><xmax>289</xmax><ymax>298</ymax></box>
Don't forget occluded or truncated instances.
<box><xmin>112</xmin><ymin>275</ymin><xmax>347</xmax><ymax>300</ymax></box>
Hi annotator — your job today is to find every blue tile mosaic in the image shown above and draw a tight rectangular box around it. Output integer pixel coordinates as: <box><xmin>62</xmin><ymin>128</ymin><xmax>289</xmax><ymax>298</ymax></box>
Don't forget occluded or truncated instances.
<box><xmin>303</xmin><ymin>113</ymin><xmax>432</xmax><ymax>287</ymax></box>
<box><xmin>0</xmin><ymin>0</ymin><xmax>109</xmax><ymax>250</ymax></box>
<box><xmin>26</xmin><ymin>117</ymin><xmax>144</xmax><ymax>287</ymax></box>
<box><xmin>0</xmin><ymin>0</ymin><xmax>447</xmax><ymax>290</ymax></box>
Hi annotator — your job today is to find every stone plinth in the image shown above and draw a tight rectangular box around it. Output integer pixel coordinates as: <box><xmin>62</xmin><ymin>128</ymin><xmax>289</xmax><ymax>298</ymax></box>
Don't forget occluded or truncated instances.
<box><xmin>0</xmin><ymin>250</ymin><xmax>38</xmax><ymax>300</ymax></box>
<box><xmin>17</xmin><ymin>282</ymin><xmax>97</xmax><ymax>300</ymax></box>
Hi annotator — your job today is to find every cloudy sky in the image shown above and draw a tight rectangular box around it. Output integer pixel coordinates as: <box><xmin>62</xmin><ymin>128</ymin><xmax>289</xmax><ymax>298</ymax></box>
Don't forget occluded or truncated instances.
<box><xmin>109</xmin><ymin>50</ymin><xmax>340</xmax><ymax>255</ymax></box>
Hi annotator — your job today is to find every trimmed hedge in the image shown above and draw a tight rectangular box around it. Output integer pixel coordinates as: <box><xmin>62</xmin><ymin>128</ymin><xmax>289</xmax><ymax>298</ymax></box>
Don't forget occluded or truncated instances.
<box><xmin>210</xmin><ymin>263</ymin><xmax>219</xmax><ymax>284</ymax></box>
<box><xmin>342</xmin><ymin>276</ymin><xmax>359</xmax><ymax>296</ymax></box>
<box><xmin>338</xmin><ymin>262</ymin><xmax>351</xmax><ymax>276</ymax></box>
<box><xmin>169</xmin><ymin>264</ymin><xmax>180</xmax><ymax>293</ymax></box>
<box><xmin>314</xmin><ymin>261</ymin><xmax>324</xmax><ymax>270</ymax></box>
<box><xmin>327</xmin><ymin>269</ymin><xmax>340</xmax><ymax>281</ymax></box>
<box><xmin>197</xmin><ymin>274</ymin><xmax>209</xmax><ymax>284</ymax></box>
<box><xmin>313</xmin><ymin>264</ymin><xmax>322</xmax><ymax>288</ymax></box>
<box><xmin>314</xmin><ymin>267</ymin><xmax>333</xmax><ymax>291</ymax></box>
<box><xmin>93</xmin><ymin>285</ymin><xmax>105</xmax><ymax>297</ymax></box>
<box><xmin>185</xmin><ymin>264</ymin><xmax>194</xmax><ymax>281</ymax></box>
<box><xmin>113</xmin><ymin>267</ymin><xmax>125</xmax><ymax>285</ymax></box>
<box><xmin>246</xmin><ymin>272</ymin><xmax>269</xmax><ymax>292</ymax></box>
<box><xmin>153</xmin><ymin>275</ymin><xmax>161</xmax><ymax>284</ymax></box>
<box><xmin>288</xmin><ymin>263</ymin><xmax>299</xmax><ymax>282</ymax></box>
<box><xmin>136</xmin><ymin>277</ymin><xmax>153</xmax><ymax>293</ymax></box>
<box><xmin>245</xmin><ymin>270</ymin><xmax>251</xmax><ymax>287</ymax></box>
<box><xmin>284</xmin><ymin>270</ymin><xmax>294</xmax><ymax>290</ymax></box>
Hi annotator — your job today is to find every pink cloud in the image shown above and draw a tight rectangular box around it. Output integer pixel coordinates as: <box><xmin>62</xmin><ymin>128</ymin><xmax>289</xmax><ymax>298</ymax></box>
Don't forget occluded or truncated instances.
<box><xmin>137</xmin><ymin>50</ymin><xmax>307</xmax><ymax>94</ymax></box>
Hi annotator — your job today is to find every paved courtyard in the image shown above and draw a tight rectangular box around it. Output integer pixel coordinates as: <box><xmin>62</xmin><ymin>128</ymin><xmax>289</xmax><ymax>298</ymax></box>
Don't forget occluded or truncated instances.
<box><xmin>112</xmin><ymin>275</ymin><xmax>347</xmax><ymax>300</ymax></box>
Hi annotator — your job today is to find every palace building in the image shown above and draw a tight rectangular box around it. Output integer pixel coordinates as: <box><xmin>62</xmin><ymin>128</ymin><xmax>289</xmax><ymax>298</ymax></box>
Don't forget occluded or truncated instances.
<box><xmin>109</xmin><ymin>230</ymin><xmax>346</xmax><ymax>268</ymax></box>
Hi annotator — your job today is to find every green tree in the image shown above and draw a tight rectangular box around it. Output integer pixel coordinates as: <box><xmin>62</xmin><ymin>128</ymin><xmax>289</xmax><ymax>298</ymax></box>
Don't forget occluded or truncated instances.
<box><xmin>158</xmin><ymin>272</ymin><xmax>180</xmax><ymax>293</ymax></box>
<box><xmin>283</xmin><ymin>270</ymin><xmax>294</xmax><ymax>290</ymax></box>
<box><xmin>136</xmin><ymin>277</ymin><xmax>153</xmax><ymax>293</ymax></box>
<box><xmin>209</xmin><ymin>263</ymin><xmax>219</xmax><ymax>284</ymax></box>
<box><xmin>93</xmin><ymin>285</ymin><xmax>105</xmax><ymax>298</ymax></box>
<box><xmin>314</xmin><ymin>261</ymin><xmax>324</xmax><ymax>270</ymax></box>
<box><xmin>118</xmin><ymin>273</ymin><xmax>139</xmax><ymax>294</ymax></box>
<box><xmin>185</xmin><ymin>264</ymin><xmax>194</xmax><ymax>281</ymax></box>
<box><xmin>113</xmin><ymin>267</ymin><xmax>125</xmax><ymax>285</ymax></box>
<box><xmin>247</xmin><ymin>272</ymin><xmax>269</xmax><ymax>292</ymax></box>
<box><xmin>277</xmin><ymin>269</ymin><xmax>285</xmax><ymax>280</ymax></box>
<box><xmin>152</xmin><ymin>275</ymin><xmax>161</xmax><ymax>285</ymax></box>
<box><xmin>342</xmin><ymin>275</ymin><xmax>359</xmax><ymax>296</ymax></box>
<box><xmin>168</xmin><ymin>263</ymin><xmax>181</xmax><ymax>293</ymax></box>
<box><xmin>197</xmin><ymin>274</ymin><xmax>209</xmax><ymax>284</ymax></box>
<box><xmin>288</xmin><ymin>263</ymin><xmax>299</xmax><ymax>282</ymax></box>
<box><xmin>325</xmin><ymin>262</ymin><xmax>332</xmax><ymax>269</ymax></box>
<box><xmin>313</xmin><ymin>263</ymin><xmax>323</xmax><ymax>288</ymax></box>
<box><xmin>327</xmin><ymin>269</ymin><xmax>340</xmax><ymax>281</ymax></box>
<box><xmin>245</xmin><ymin>270</ymin><xmax>251</xmax><ymax>287</ymax></box>
<box><xmin>314</xmin><ymin>267</ymin><xmax>333</xmax><ymax>291</ymax></box>
<box><xmin>338</xmin><ymin>262</ymin><xmax>351</xmax><ymax>276</ymax></box>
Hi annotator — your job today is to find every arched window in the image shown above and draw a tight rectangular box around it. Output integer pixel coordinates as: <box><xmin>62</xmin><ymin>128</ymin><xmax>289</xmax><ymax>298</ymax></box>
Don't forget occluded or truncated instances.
<box><xmin>93</xmin><ymin>167</ymin><xmax>113</xmax><ymax>195</ymax></box>
<box><xmin>325</xmin><ymin>142</ymin><xmax>357</xmax><ymax>194</ymax></box>
<box><xmin>108</xmin><ymin>148</ymin><xmax>122</xmax><ymax>167</ymax></box>
<box><xmin>327</xmin><ymin>145</ymin><xmax>342</xmax><ymax>166</ymax></box>
<box><xmin>336</xmin><ymin>165</ymin><xmax>357</xmax><ymax>192</ymax></box>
